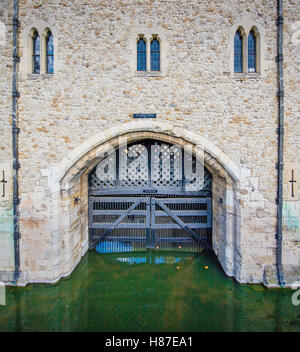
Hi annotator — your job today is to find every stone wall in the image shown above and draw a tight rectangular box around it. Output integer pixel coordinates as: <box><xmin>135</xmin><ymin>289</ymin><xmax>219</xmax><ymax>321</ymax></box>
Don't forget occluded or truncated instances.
<box><xmin>281</xmin><ymin>0</ymin><xmax>300</xmax><ymax>279</ymax></box>
<box><xmin>0</xmin><ymin>0</ymin><xmax>299</xmax><ymax>286</ymax></box>
<box><xmin>0</xmin><ymin>0</ymin><xmax>14</xmax><ymax>281</ymax></box>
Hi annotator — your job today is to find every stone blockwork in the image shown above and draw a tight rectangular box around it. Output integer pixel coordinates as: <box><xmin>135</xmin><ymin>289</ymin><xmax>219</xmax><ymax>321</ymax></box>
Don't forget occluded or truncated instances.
<box><xmin>281</xmin><ymin>0</ymin><xmax>300</xmax><ymax>281</ymax></box>
<box><xmin>0</xmin><ymin>0</ymin><xmax>299</xmax><ymax>286</ymax></box>
<box><xmin>0</xmin><ymin>0</ymin><xmax>14</xmax><ymax>281</ymax></box>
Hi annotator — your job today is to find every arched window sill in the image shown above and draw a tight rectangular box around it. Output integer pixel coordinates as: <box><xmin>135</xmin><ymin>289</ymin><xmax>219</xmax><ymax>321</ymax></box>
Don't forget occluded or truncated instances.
<box><xmin>233</xmin><ymin>72</ymin><xmax>261</xmax><ymax>80</ymax></box>
<box><xmin>43</xmin><ymin>73</ymin><xmax>55</xmax><ymax>78</ymax></box>
<box><xmin>27</xmin><ymin>73</ymin><xmax>55</xmax><ymax>80</ymax></box>
<box><xmin>135</xmin><ymin>71</ymin><xmax>163</xmax><ymax>77</ymax></box>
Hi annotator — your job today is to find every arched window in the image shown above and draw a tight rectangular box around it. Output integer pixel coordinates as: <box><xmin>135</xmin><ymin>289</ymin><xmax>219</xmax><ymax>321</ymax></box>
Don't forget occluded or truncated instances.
<box><xmin>137</xmin><ymin>38</ymin><xmax>146</xmax><ymax>71</ymax></box>
<box><xmin>229</xmin><ymin>20</ymin><xmax>265</xmax><ymax>77</ymax></box>
<box><xmin>150</xmin><ymin>38</ymin><xmax>160</xmax><ymax>71</ymax></box>
<box><xmin>248</xmin><ymin>30</ymin><xmax>256</xmax><ymax>73</ymax></box>
<box><xmin>46</xmin><ymin>31</ymin><xmax>54</xmax><ymax>74</ymax></box>
<box><xmin>234</xmin><ymin>30</ymin><xmax>243</xmax><ymax>73</ymax></box>
<box><xmin>32</xmin><ymin>30</ymin><xmax>40</xmax><ymax>74</ymax></box>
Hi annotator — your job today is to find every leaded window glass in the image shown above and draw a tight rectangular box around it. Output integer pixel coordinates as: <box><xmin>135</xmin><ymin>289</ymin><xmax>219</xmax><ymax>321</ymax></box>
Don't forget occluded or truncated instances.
<box><xmin>32</xmin><ymin>31</ymin><xmax>40</xmax><ymax>74</ymax></box>
<box><xmin>46</xmin><ymin>31</ymin><xmax>54</xmax><ymax>74</ymax></box>
<box><xmin>248</xmin><ymin>30</ymin><xmax>256</xmax><ymax>73</ymax></box>
<box><xmin>150</xmin><ymin>38</ymin><xmax>160</xmax><ymax>71</ymax></box>
<box><xmin>234</xmin><ymin>30</ymin><xmax>243</xmax><ymax>73</ymax></box>
<box><xmin>137</xmin><ymin>38</ymin><xmax>146</xmax><ymax>71</ymax></box>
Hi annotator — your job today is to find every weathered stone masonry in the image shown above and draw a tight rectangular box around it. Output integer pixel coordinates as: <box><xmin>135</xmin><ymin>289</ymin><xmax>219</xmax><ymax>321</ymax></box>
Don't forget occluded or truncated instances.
<box><xmin>0</xmin><ymin>0</ymin><xmax>299</xmax><ymax>286</ymax></box>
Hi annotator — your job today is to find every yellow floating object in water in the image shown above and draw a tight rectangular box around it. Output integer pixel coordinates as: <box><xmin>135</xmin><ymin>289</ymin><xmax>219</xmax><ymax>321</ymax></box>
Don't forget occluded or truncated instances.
<box><xmin>204</xmin><ymin>266</ymin><xmax>208</xmax><ymax>269</ymax></box>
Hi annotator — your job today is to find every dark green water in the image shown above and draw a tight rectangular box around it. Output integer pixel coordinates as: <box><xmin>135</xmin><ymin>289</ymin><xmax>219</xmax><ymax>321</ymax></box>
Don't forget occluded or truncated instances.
<box><xmin>0</xmin><ymin>250</ymin><xmax>299</xmax><ymax>332</ymax></box>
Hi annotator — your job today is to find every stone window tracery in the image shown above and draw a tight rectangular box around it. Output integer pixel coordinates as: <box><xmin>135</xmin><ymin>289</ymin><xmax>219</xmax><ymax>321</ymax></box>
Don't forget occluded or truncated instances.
<box><xmin>229</xmin><ymin>18</ymin><xmax>265</xmax><ymax>78</ymax></box>
<box><xmin>20</xmin><ymin>21</ymin><xmax>58</xmax><ymax>77</ymax></box>
<box><xmin>130</xmin><ymin>26</ymin><xmax>167</xmax><ymax>76</ymax></box>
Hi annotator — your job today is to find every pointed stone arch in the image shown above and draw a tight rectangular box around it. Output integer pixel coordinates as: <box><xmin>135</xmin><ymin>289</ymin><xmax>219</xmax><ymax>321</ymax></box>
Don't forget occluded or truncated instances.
<box><xmin>38</xmin><ymin>121</ymin><xmax>243</xmax><ymax>285</ymax></box>
<box><xmin>56</xmin><ymin>121</ymin><xmax>241</xmax><ymax>184</ymax></box>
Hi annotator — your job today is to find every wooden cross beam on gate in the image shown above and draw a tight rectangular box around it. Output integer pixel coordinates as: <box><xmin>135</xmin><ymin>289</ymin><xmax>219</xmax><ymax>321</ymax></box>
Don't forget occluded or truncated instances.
<box><xmin>155</xmin><ymin>198</ymin><xmax>212</xmax><ymax>250</ymax></box>
<box><xmin>90</xmin><ymin>199</ymin><xmax>142</xmax><ymax>249</ymax></box>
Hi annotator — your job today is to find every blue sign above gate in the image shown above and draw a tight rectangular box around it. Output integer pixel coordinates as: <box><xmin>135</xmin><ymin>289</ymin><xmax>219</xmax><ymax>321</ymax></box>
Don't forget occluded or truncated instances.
<box><xmin>133</xmin><ymin>114</ymin><xmax>156</xmax><ymax>118</ymax></box>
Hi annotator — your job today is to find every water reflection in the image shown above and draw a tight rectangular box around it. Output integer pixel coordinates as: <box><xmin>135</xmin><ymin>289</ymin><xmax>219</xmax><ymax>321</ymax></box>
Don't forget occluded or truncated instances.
<box><xmin>0</xmin><ymin>250</ymin><xmax>299</xmax><ymax>332</ymax></box>
<box><xmin>96</xmin><ymin>240</ymin><xmax>134</xmax><ymax>253</ymax></box>
<box><xmin>114</xmin><ymin>254</ymin><xmax>182</xmax><ymax>265</ymax></box>
<box><xmin>95</xmin><ymin>240</ymin><xmax>206</xmax><ymax>254</ymax></box>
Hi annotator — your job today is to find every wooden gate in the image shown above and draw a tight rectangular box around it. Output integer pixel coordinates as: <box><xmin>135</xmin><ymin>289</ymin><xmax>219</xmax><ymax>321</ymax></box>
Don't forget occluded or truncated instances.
<box><xmin>88</xmin><ymin>139</ymin><xmax>213</xmax><ymax>253</ymax></box>
<box><xmin>89</xmin><ymin>196</ymin><xmax>212</xmax><ymax>252</ymax></box>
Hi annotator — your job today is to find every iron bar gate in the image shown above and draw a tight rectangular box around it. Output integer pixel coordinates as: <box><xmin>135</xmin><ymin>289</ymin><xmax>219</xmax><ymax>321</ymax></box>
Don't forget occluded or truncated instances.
<box><xmin>89</xmin><ymin>195</ymin><xmax>212</xmax><ymax>252</ymax></box>
<box><xmin>88</xmin><ymin>140</ymin><xmax>213</xmax><ymax>253</ymax></box>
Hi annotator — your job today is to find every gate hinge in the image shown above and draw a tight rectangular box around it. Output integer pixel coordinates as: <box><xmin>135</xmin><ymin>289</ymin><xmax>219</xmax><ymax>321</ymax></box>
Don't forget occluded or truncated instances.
<box><xmin>276</xmin><ymin>163</ymin><xmax>284</xmax><ymax>170</ymax></box>
<box><xmin>275</xmin><ymin>54</ymin><xmax>283</xmax><ymax>62</ymax></box>
<box><xmin>276</xmin><ymin>90</ymin><xmax>284</xmax><ymax>98</ymax></box>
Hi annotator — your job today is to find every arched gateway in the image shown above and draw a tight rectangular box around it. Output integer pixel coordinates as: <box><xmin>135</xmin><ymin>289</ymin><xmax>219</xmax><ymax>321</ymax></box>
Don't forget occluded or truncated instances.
<box><xmin>47</xmin><ymin>121</ymin><xmax>242</xmax><ymax>284</ymax></box>
<box><xmin>88</xmin><ymin>139</ymin><xmax>212</xmax><ymax>252</ymax></box>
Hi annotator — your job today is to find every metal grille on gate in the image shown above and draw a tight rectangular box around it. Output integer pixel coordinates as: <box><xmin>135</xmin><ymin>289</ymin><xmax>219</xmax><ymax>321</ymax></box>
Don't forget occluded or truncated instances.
<box><xmin>88</xmin><ymin>140</ymin><xmax>213</xmax><ymax>252</ymax></box>
<box><xmin>89</xmin><ymin>196</ymin><xmax>212</xmax><ymax>251</ymax></box>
